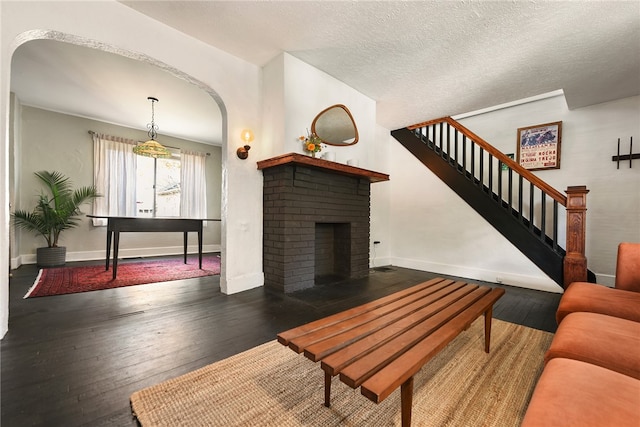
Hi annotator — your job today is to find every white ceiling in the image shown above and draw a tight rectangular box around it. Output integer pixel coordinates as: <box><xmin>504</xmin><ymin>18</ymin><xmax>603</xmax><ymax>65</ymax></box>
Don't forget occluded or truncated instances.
<box><xmin>10</xmin><ymin>1</ymin><xmax>640</xmax><ymax>145</ymax></box>
<box><xmin>11</xmin><ymin>39</ymin><xmax>223</xmax><ymax>145</ymax></box>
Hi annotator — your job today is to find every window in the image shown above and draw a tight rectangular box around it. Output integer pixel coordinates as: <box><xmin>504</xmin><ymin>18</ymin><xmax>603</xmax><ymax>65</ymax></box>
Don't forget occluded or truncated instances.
<box><xmin>136</xmin><ymin>155</ymin><xmax>181</xmax><ymax>217</ymax></box>
<box><xmin>92</xmin><ymin>133</ymin><xmax>207</xmax><ymax>224</ymax></box>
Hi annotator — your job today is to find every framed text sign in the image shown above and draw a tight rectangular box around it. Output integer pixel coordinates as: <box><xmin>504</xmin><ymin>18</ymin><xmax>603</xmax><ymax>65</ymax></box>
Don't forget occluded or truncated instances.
<box><xmin>516</xmin><ymin>121</ymin><xmax>562</xmax><ymax>171</ymax></box>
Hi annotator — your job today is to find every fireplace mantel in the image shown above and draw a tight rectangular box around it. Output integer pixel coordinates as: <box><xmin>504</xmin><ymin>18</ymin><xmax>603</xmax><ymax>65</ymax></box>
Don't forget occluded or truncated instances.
<box><xmin>257</xmin><ymin>153</ymin><xmax>389</xmax><ymax>183</ymax></box>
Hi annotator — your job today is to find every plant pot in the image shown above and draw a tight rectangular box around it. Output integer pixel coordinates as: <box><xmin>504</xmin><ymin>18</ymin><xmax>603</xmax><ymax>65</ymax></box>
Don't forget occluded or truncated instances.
<box><xmin>37</xmin><ymin>246</ymin><xmax>66</xmax><ymax>268</ymax></box>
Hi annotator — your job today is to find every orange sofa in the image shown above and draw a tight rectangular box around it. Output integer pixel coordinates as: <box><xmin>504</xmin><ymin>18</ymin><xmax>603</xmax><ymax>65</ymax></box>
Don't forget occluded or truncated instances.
<box><xmin>556</xmin><ymin>242</ymin><xmax>640</xmax><ymax>323</ymax></box>
<box><xmin>522</xmin><ymin>243</ymin><xmax>640</xmax><ymax>427</ymax></box>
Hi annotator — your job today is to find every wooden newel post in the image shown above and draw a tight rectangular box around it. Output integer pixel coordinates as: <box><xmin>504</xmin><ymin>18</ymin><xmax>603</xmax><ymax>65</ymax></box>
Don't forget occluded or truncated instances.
<box><xmin>564</xmin><ymin>185</ymin><xmax>589</xmax><ymax>288</ymax></box>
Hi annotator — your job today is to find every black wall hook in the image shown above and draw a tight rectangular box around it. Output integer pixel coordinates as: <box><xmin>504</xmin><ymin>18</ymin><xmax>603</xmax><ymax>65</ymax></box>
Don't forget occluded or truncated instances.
<box><xmin>612</xmin><ymin>137</ymin><xmax>639</xmax><ymax>169</ymax></box>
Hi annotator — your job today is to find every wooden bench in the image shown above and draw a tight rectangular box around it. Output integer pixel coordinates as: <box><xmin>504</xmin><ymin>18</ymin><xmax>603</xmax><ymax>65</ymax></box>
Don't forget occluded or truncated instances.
<box><xmin>277</xmin><ymin>277</ymin><xmax>505</xmax><ymax>426</ymax></box>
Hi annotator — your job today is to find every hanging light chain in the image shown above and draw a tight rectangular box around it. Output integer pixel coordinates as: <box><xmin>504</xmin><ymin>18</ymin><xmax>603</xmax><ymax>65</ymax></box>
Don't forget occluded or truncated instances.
<box><xmin>147</xmin><ymin>96</ymin><xmax>159</xmax><ymax>141</ymax></box>
<box><xmin>133</xmin><ymin>96</ymin><xmax>171</xmax><ymax>159</ymax></box>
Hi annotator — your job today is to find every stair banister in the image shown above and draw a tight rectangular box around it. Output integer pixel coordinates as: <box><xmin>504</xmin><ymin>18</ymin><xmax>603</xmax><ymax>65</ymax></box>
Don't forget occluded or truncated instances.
<box><xmin>408</xmin><ymin>117</ymin><xmax>567</xmax><ymax>205</ymax></box>
<box><xmin>406</xmin><ymin>116</ymin><xmax>588</xmax><ymax>288</ymax></box>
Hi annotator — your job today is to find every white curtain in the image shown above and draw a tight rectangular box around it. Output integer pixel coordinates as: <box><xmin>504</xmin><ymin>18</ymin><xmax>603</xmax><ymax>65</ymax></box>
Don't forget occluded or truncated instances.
<box><xmin>92</xmin><ymin>133</ymin><xmax>137</xmax><ymax>226</ymax></box>
<box><xmin>180</xmin><ymin>150</ymin><xmax>207</xmax><ymax>219</ymax></box>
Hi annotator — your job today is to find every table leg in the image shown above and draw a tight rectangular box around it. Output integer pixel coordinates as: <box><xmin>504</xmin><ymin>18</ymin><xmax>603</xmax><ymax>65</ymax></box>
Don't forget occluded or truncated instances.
<box><xmin>105</xmin><ymin>230</ymin><xmax>112</xmax><ymax>271</ymax></box>
<box><xmin>112</xmin><ymin>231</ymin><xmax>120</xmax><ymax>281</ymax></box>
<box><xmin>183</xmin><ymin>232</ymin><xmax>188</xmax><ymax>264</ymax></box>
<box><xmin>484</xmin><ymin>306</ymin><xmax>494</xmax><ymax>353</ymax></box>
<box><xmin>324</xmin><ymin>371</ymin><xmax>332</xmax><ymax>408</ymax></box>
<box><xmin>401</xmin><ymin>376</ymin><xmax>414</xmax><ymax>427</ymax></box>
<box><xmin>198</xmin><ymin>223</ymin><xmax>203</xmax><ymax>269</ymax></box>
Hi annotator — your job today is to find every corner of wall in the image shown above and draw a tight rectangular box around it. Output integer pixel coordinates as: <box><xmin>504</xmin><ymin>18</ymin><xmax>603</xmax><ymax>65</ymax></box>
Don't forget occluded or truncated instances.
<box><xmin>220</xmin><ymin>271</ymin><xmax>264</xmax><ymax>295</ymax></box>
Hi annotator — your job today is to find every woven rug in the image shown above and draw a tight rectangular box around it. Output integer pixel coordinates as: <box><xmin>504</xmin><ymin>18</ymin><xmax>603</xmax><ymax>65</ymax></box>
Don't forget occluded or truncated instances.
<box><xmin>24</xmin><ymin>255</ymin><xmax>220</xmax><ymax>298</ymax></box>
<box><xmin>130</xmin><ymin>318</ymin><xmax>553</xmax><ymax>426</ymax></box>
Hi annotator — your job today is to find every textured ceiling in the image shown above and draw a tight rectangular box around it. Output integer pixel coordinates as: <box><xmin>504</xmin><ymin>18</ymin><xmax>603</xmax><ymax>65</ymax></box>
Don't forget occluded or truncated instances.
<box><xmin>122</xmin><ymin>1</ymin><xmax>640</xmax><ymax>129</ymax></box>
<box><xmin>10</xmin><ymin>1</ymin><xmax>640</xmax><ymax>144</ymax></box>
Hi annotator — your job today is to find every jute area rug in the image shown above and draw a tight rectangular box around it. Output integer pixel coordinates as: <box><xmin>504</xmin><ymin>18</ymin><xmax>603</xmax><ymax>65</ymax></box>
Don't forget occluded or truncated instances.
<box><xmin>130</xmin><ymin>319</ymin><xmax>553</xmax><ymax>426</ymax></box>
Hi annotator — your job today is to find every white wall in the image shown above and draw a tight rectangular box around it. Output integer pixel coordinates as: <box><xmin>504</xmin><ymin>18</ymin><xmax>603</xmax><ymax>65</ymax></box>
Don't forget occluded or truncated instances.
<box><xmin>386</xmin><ymin>94</ymin><xmax>640</xmax><ymax>291</ymax></box>
<box><xmin>12</xmin><ymin>106</ymin><xmax>222</xmax><ymax>267</ymax></box>
<box><xmin>1</xmin><ymin>1</ymin><xmax>263</xmax><ymax>338</ymax></box>
<box><xmin>264</xmin><ymin>53</ymin><xmax>377</xmax><ymax>166</ymax></box>
<box><xmin>9</xmin><ymin>94</ymin><xmax>20</xmax><ymax>264</ymax></box>
<box><xmin>370</xmin><ymin>124</ymin><xmax>393</xmax><ymax>267</ymax></box>
<box><xmin>263</xmin><ymin>53</ymin><xmax>388</xmax><ymax>267</ymax></box>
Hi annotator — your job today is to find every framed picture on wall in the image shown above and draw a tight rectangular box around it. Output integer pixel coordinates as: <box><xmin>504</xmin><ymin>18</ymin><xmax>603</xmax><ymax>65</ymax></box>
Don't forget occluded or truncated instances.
<box><xmin>516</xmin><ymin>121</ymin><xmax>562</xmax><ymax>171</ymax></box>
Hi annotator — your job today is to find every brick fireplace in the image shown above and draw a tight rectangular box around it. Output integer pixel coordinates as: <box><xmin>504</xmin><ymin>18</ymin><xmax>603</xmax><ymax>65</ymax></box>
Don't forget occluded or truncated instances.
<box><xmin>258</xmin><ymin>153</ymin><xmax>389</xmax><ymax>293</ymax></box>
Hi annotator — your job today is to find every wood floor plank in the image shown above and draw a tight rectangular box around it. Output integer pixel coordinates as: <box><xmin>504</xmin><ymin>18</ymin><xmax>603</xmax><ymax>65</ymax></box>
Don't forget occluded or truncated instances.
<box><xmin>2</xmin><ymin>256</ymin><xmax>561</xmax><ymax>426</ymax></box>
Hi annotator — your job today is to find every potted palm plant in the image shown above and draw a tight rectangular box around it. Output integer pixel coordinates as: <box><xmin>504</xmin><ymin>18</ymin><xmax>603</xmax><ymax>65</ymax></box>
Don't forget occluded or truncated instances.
<box><xmin>12</xmin><ymin>170</ymin><xmax>100</xmax><ymax>267</ymax></box>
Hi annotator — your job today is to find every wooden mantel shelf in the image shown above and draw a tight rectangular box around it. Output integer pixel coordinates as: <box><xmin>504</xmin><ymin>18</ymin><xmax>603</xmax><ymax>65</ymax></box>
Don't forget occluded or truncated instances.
<box><xmin>257</xmin><ymin>153</ymin><xmax>389</xmax><ymax>183</ymax></box>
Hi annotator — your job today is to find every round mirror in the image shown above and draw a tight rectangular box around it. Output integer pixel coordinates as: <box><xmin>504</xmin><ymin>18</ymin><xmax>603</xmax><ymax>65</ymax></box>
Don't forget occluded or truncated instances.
<box><xmin>311</xmin><ymin>104</ymin><xmax>359</xmax><ymax>146</ymax></box>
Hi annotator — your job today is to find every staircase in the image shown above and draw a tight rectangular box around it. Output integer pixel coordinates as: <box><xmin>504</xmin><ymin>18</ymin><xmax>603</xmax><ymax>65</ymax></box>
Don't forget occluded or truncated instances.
<box><xmin>392</xmin><ymin>117</ymin><xmax>589</xmax><ymax>288</ymax></box>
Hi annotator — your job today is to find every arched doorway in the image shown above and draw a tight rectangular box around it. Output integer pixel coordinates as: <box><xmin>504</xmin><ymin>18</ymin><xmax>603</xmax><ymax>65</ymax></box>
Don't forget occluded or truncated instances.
<box><xmin>8</xmin><ymin>32</ymin><xmax>227</xmax><ymax>327</ymax></box>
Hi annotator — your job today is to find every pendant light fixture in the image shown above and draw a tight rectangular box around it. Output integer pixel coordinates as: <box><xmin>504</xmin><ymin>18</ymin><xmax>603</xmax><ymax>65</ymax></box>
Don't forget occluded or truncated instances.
<box><xmin>133</xmin><ymin>96</ymin><xmax>172</xmax><ymax>158</ymax></box>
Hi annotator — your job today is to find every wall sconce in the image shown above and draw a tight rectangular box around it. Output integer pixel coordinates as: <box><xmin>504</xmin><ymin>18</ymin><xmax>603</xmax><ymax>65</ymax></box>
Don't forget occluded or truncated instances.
<box><xmin>237</xmin><ymin>129</ymin><xmax>254</xmax><ymax>159</ymax></box>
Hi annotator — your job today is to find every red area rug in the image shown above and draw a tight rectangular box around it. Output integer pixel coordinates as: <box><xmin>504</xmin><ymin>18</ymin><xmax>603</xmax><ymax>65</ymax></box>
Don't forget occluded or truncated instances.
<box><xmin>25</xmin><ymin>255</ymin><xmax>220</xmax><ymax>298</ymax></box>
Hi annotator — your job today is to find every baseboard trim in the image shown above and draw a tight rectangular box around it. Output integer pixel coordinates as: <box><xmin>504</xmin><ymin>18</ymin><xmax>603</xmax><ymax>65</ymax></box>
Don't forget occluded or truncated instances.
<box><xmin>388</xmin><ymin>256</ymin><xmax>563</xmax><ymax>293</ymax></box>
<box><xmin>370</xmin><ymin>257</ymin><xmax>392</xmax><ymax>269</ymax></box>
<box><xmin>593</xmin><ymin>273</ymin><xmax>615</xmax><ymax>287</ymax></box>
<box><xmin>13</xmin><ymin>244</ymin><xmax>222</xmax><ymax>267</ymax></box>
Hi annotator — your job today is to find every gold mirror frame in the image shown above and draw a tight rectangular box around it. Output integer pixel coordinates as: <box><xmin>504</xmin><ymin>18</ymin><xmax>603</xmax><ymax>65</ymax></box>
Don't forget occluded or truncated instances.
<box><xmin>311</xmin><ymin>104</ymin><xmax>359</xmax><ymax>146</ymax></box>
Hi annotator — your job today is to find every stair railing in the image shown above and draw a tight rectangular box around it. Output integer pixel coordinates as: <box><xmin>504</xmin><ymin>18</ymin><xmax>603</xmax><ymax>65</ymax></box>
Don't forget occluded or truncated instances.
<box><xmin>407</xmin><ymin>117</ymin><xmax>588</xmax><ymax>287</ymax></box>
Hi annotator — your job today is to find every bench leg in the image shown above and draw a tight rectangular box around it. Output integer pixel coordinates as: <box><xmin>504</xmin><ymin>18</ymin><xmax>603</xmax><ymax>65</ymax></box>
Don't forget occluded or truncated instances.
<box><xmin>324</xmin><ymin>371</ymin><xmax>331</xmax><ymax>407</ymax></box>
<box><xmin>401</xmin><ymin>376</ymin><xmax>414</xmax><ymax>427</ymax></box>
<box><xmin>484</xmin><ymin>306</ymin><xmax>493</xmax><ymax>353</ymax></box>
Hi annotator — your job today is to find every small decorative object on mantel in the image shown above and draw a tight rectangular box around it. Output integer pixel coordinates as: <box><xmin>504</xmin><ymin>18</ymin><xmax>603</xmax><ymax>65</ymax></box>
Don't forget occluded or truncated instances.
<box><xmin>612</xmin><ymin>136</ymin><xmax>638</xmax><ymax>169</ymax></box>
<box><xmin>322</xmin><ymin>151</ymin><xmax>335</xmax><ymax>161</ymax></box>
<box><xmin>299</xmin><ymin>131</ymin><xmax>323</xmax><ymax>157</ymax></box>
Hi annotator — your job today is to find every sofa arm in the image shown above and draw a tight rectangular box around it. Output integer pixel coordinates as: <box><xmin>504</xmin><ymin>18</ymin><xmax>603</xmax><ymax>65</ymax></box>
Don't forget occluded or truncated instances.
<box><xmin>615</xmin><ymin>242</ymin><xmax>640</xmax><ymax>292</ymax></box>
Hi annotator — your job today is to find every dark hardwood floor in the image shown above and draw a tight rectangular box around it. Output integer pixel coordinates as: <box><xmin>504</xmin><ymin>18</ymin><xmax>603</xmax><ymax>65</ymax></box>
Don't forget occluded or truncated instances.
<box><xmin>2</xmin><ymin>257</ymin><xmax>561</xmax><ymax>426</ymax></box>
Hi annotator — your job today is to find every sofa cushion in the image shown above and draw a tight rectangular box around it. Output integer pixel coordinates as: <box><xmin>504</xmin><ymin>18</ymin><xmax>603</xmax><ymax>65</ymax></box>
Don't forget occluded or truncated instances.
<box><xmin>556</xmin><ymin>281</ymin><xmax>640</xmax><ymax>324</ymax></box>
<box><xmin>545</xmin><ymin>312</ymin><xmax>640</xmax><ymax>379</ymax></box>
<box><xmin>521</xmin><ymin>358</ymin><xmax>640</xmax><ymax>427</ymax></box>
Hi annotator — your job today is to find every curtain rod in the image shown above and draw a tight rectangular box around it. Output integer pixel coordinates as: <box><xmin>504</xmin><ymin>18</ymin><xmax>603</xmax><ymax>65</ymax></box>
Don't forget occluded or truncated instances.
<box><xmin>88</xmin><ymin>130</ymin><xmax>210</xmax><ymax>156</ymax></box>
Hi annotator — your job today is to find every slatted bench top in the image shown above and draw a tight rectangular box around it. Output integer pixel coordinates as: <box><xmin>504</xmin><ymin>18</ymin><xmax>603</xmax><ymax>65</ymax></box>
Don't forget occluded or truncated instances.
<box><xmin>277</xmin><ymin>277</ymin><xmax>505</xmax><ymax>426</ymax></box>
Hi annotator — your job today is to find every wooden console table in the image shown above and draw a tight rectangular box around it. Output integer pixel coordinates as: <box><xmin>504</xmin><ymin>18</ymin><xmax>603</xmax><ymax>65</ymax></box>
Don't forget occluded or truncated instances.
<box><xmin>278</xmin><ymin>277</ymin><xmax>505</xmax><ymax>426</ymax></box>
<box><xmin>87</xmin><ymin>215</ymin><xmax>220</xmax><ymax>280</ymax></box>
